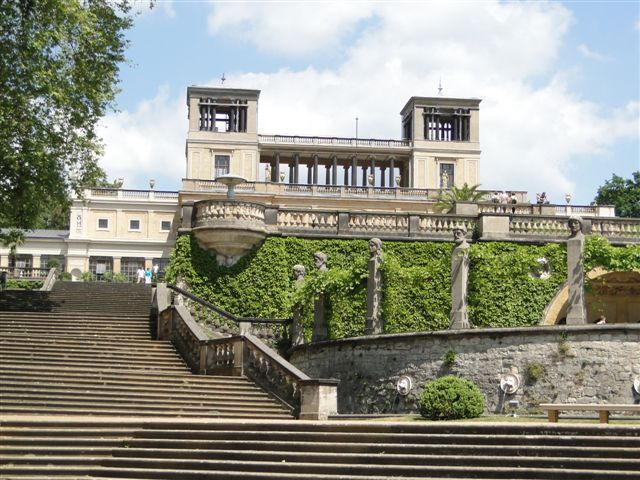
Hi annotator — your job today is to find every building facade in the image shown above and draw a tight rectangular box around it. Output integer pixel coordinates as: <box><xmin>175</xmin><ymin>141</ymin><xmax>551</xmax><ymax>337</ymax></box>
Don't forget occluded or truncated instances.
<box><xmin>1</xmin><ymin>86</ymin><xmax>636</xmax><ymax>282</ymax></box>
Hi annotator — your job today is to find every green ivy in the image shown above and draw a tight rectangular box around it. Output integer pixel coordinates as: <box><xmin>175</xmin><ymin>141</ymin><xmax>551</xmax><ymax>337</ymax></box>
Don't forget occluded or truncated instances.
<box><xmin>381</xmin><ymin>242</ymin><xmax>452</xmax><ymax>333</ymax></box>
<box><xmin>5</xmin><ymin>279</ymin><xmax>43</xmax><ymax>290</ymax></box>
<box><xmin>166</xmin><ymin>234</ymin><xmax>638</xmax><ymax>339</ymax></box>
<box><xmin>467</xmin><ymin>242</ymin><xmax>567</xmax><ymax>328</ymax></box>
<box><xmin>584</xmin><ymin>235</ymin><xmax>640</xmax><ymax>272</ymax></box>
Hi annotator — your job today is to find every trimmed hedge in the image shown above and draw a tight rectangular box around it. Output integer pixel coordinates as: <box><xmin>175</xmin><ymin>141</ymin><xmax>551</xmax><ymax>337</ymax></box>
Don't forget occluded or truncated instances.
<box><xmin>419</xmin><ymin>376</ymin><xmax>485</xmax><ymax>420</ymax></box>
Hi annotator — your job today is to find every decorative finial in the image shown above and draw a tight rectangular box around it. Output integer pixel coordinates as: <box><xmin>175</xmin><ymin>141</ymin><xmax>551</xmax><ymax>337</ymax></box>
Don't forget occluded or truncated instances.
<box><xmin>221</xmin><ymin>73</ymin><xmax>226</xmax><ymax>86</ymax></box>
<box><xmin>437</xmin><ymin>77</ymin><xmax>443</xmax><ymax>96</ymax></box>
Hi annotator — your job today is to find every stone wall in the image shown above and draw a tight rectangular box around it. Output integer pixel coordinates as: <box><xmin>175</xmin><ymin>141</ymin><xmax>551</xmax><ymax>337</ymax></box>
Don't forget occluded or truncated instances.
<box><xmin>289</xmin><ymin>324</ymin><xmax>640</xmax><ymax>415</ymax></box>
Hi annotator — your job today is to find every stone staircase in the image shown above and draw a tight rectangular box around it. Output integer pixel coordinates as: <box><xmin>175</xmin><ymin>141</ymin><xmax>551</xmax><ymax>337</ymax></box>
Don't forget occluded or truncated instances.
<box><xmin>1</xmin><ymin>282</ymin><xmax>639</xmax><ymax>479</ymax></box>
<box><xmin>1</xmin><ymin>417</ymin><xmax>639</xmax><ymax>479</ymax></box>
<box><xmin>0</xmin><ymin>282</ymin><xmax>152</xmax><ymax>316</ymax></box>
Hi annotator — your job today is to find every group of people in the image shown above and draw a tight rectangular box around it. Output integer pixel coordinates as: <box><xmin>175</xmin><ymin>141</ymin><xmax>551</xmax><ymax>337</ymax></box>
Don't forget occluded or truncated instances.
<box><xmin>136</xmin><ymin>264</ymin><xmax>159</xmax><ymax>284</ymax></box>
<box><xmin>490</xmin><ymin>191</ymin><xmax>518</xmax><ymax>213</ymax></box>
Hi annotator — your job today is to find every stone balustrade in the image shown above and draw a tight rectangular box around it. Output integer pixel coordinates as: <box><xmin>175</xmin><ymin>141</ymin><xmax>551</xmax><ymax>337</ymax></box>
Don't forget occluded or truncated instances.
<box><xmin>258</xmin><ymin>134</ymin><xmax>411</xmax><ymax>149</ymax></box>
<box><xmin>154</xmin><ymin>284</ymin><xmax>338</xmax><ymax>420</ymax></box>
<box><xmin>184</xmin><ymin>199</ymin><xmax>639</xmax><ymax>245</ymax></box>
<box><xmin>195</xmin><ymin>200</ymin><xmax>265</xmax><ymax>225</ymax></box>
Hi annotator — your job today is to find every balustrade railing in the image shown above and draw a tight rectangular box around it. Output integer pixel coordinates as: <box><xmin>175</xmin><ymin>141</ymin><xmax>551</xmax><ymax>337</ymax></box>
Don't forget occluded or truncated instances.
<box><xmin>0</xmin><ymin>267</ymin><xmax>51</xmax><ymax>279</ymax></box>
<box><xmin>154</xmin><ymin>283</ymin><xmax>337</xmax><ymax>418</ymax></box>
<box><xmin>259</xmin><ymin>134</ymin><xmax>411</xmax><ymax>148</ymax></box>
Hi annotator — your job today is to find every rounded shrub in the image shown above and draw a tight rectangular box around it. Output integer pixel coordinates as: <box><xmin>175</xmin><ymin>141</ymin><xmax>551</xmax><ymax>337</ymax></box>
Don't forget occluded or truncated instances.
<box><xmin>419</xmin><ymin>376</ymin><xmax>485</xmax><ymax>420</ymax></box>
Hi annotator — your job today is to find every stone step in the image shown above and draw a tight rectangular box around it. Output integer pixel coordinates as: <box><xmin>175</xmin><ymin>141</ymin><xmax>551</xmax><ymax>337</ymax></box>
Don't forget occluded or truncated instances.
<box><xmin>0</xmin><ymin>392</ymin><xmax>285</xmax><ymax>409</ymax></box>
<box><xmin>0</xmin><ymin>357</ymin><xmax>188</xmax><ymax>372</ymax></box>
<box><xmin>0</xmin><ymin>346</ymin><xmax>180</xmax><ymax>361</ymax></box>
<box><xmin>2</xmin><ymin>439</ymin><xmax>637</xmax><ymax>459</ymax></box>
<box><xmin>2</xmin><ymin>457</ymin><xmax>636</xmax><ymax>479</ymax></box>
<box><xmin>0</xmin><ymin>406</ymin><xmax>292</xmax><ymax>419</ymax></box>
<box><xmin>0</xmin><ymin>383</ymin><xmax>279</xmax><ymax>400</ymax></box>
<box><xmin>0</xmin><ymin>367</ymin><xmax>270</xmax><ymax>385</ymax></box>
<box><xmin>0</xmin><ymin>370</ymin><xmax>261</xmax><ymax>387</ymax></box>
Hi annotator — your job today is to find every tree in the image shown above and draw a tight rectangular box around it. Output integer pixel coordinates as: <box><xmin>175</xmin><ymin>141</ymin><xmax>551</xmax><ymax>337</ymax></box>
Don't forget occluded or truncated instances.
<box><xmin>434</xmin><ymin>183</ymin><xmax>485</xmax><ymax>213</ymax></box>
<box><xmin>593</xmin><ymin>172</ymin><xmax>640</xmax><ymax>218</ymax></box>
<box><xmin>0</xmin><ymin>0</ymin><xmax>136</xmax><ymax>241</ymax></box>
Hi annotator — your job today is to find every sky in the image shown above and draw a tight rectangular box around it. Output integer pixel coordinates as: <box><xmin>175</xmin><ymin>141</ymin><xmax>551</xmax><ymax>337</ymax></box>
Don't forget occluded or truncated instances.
<box><xmin>97</xmin><ymin>0</ymin><xmax>640</xmax><ymax>206</ymax></box>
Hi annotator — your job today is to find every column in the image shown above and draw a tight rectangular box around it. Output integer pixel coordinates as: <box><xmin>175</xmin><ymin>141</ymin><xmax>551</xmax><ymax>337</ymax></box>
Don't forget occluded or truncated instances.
<box><xmin>113</xmin><ymin>257</ymin><xmax>122</xmax><ymax>274</ymax></box>
<box><xmin>293</xmin><ymin>153</ymin><xmax>300</xmax><ymax>184</ymax></box>
<box><xmin>274</xmin><ymin>153</ymin><xmax>281</xmax><ymax>183</ymax></box>
<box><xmin>351</xmin><ymin>155</ymin><xmax>358</xmax><ymax>186</ymax></box>
<box><xmin>566</xmin><ymin>217</ymin><xmax>586</xmax><ymax>324</ymax></box>
<box><xmin>291</xmin><ymin>265</ymin><xmax>306</xmax><ymax>346</ymax></box>
<box><xmin>344</xmin><ymin>165</ymin><xmax>350</xmax><ymax>185</ymax></box>
<box><xmin>369</xmin><ymin>156</ymin><xmax>376</xmax><ymax>186</ymax></box>
<box><xmin>312</xmin><ymin>252</ymin><xmax>328</xmax><ymax>342</ymax></box>
<box><xmin>389</xmin><ymin>157</ymin><xmax>395</xmax><ymax>187</ymax></box>
<box><xmin>307</xmin><ymin>161</ymin><xmax>312</xmax><ymax>184</ymax></box>
<box><xmin>365</xmin><ymin>238</ymin><xmax>383</xmax><ymax>335</ymax></box>
<box><xmin>325</xmin><ymin>165</ymin><xmax>331</xmax><ymax>185</ymax></box>
<box><xmin>381</xmin><ymin>167</ymin><xmax>386</xmax><ymax>187</ymax></box>
<box><xmin>450</xmin><ymin>227</ymin><xmax>471</xmax><ymax>329</ymax></box>
<box><xmin>361</xmin><ymin>166</ymin><xmax>367</xmax><ymax>186</ymax></box>
<box><xmin>331</xmin><ymin>155</ymin><xmax>338</xmax><ymax>186</ymax></box>
<box><xmin>313</xmin><ymin>154</ymin><xmax>319</xmax><ymax>185</ymax></box>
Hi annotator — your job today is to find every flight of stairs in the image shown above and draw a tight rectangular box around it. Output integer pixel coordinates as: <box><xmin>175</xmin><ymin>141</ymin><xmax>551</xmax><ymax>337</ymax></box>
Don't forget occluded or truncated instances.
<box><xmin>0</xmin><ymin>282</ymin><xmax>293</xmax><ymax>420</ymax></box>
<box><xmin>1</xmin><ymin>417</ymin><xmax>639</xmax><ymax>479</ymax></box>
<box><xmin>1</xmin><ymin>281</ymin><xmax>638</xmax><ymax>479</ymax></box>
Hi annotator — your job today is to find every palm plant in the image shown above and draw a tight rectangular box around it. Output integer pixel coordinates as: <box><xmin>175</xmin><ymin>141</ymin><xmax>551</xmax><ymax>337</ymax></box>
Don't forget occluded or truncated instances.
<box><xmin>434</xmin><ymin>183</ymin><xmax>484</xmax><ymax>213</ymax></box>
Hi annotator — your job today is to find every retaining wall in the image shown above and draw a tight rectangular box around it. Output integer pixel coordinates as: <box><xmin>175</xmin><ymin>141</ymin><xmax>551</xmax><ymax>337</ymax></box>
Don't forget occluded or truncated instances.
<box><xmin>289</xmin><ymin>324</ymin><xmax>640</xmax><ymax>415</ymax></box>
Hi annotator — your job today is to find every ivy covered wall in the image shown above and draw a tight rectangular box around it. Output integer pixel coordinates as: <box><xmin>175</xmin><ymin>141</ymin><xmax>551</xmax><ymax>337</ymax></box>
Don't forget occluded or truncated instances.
<box><xmin>166</xmin><ymin>234</ymin><xmax>638</xmax><ymax>340</ymax></box>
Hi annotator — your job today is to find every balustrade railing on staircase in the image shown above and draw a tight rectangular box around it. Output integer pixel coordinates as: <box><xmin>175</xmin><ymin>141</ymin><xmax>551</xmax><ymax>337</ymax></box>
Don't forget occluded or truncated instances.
<box><xmin>154</xmin><ymin>283</ymin><xmax>337</xmax><ymax>419</ymax></box>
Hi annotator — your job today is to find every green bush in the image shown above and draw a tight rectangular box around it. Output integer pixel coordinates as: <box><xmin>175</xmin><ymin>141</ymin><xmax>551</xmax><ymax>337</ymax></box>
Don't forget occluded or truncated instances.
<box><xmin>419</xmin><ymin>375</ymin><xmax>485</xmax><ymax>420</ymax></box>
<box><xmin>5</xmin><ymin>279</ymin><xmax>43</xmax><ymax>290</ymax></box>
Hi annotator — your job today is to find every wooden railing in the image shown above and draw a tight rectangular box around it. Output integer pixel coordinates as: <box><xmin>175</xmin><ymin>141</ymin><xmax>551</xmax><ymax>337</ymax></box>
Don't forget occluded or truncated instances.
<box><xmin>154</xmin><ymin>283</ymin><xmax>337</xmax><ymax>419</ymax></box>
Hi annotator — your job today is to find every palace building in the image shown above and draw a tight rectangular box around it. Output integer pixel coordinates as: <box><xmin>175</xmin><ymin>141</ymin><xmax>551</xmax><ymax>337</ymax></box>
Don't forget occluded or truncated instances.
<box><xmin>1</xmin><ymin>85</ymin><xmax>632</xmax><ymax>282</ymax></box>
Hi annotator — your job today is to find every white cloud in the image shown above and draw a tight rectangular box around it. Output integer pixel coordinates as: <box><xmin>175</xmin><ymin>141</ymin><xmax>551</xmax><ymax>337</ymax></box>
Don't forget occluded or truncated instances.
<box><xmin>208</xmin><ymin>1</ymin><xmax>374</xmax><ymax>56</ymax></box>
<box><xmin>578</xmin><ymin>44</ymin><xmax>611</xmax><ymax>62</ymax></box>
<box><xmin>97</xmin><ymin>85</ymin><xmax>185</xmax><ymax>191</ymax></box>
<box><xmin>103</xmin><ymin>1</ymin><xmax>638</xmax><ymax>205</ymax></box>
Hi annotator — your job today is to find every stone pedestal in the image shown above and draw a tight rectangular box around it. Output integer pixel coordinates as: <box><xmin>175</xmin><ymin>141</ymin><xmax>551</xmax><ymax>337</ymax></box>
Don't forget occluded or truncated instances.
<box><xmin>566</xmin><ymin>234</ymin><xmax>586</xmax><ymax>325</ymax></box>
<box><xmin>291</xmin><ymin>265</ymin><xmax>306</xmax><ymax>347</ymax></box>
<box><xmin>312</xmin><ymin>293</ymin><xmax>327</xmax><ymax>342</ymax></box>
<box><xmin>312</xmin><ymin>252</ymin><xmax>328</xmax><ymax>342</ymax></box>
<box><xmin>450</xmin><ymin>228</ymin><xmax>471</xmax><ymax>329</ymax></box>
<box><xmin>365</xmin><ymin>238</ymin><xmax>383</xmax><ymax>335</ymax></box>
<box><xmin>298</xmin><ymin>378</ymin><xmax>339</xmax><ymax>420</ymax></box>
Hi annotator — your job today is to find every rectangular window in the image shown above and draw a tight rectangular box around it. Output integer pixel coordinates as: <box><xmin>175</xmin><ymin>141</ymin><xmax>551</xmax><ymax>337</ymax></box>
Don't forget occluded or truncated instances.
<box><xmin>214</xmin><ymin>155</ymin><xmax>230</xmax><ymax>178</ymax></box>
<box><xmin>89</xmin><ymin>256</ymin><xmax>113</xmax><ymax>279</ymax></box>
<box><xmin>121</xmin><ymin>257</ymin><xmax>144</xmax><ymax>282</ymax></box>
<box><xmin>129</xmin><ymin>219</ymin><xmax>141</xmax><ymax>231</ymax></box>
<box><xmin>97</xmin><ymin>218</ymin><xmax>109</xmax><ymax>230</ymax></box>
<box><xmin>160</xmin><ymin>220</ymin><xmax>171</xmax><ymax>231</ymax></box>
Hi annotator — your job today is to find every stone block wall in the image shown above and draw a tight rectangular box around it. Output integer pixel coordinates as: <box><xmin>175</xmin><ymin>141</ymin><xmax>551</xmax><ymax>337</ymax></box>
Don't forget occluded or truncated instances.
<box><xmin>289</xmin><ymin>325</ymin><xmax>640</xmax><ymax>415</ymax></box>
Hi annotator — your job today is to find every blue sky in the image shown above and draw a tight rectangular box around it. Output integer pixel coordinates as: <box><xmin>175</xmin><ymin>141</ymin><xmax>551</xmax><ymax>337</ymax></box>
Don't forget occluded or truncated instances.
<box><xmin>98</xmin><ymin>0</ymin><xmax>640</xmax><ymax>206</ymax></box>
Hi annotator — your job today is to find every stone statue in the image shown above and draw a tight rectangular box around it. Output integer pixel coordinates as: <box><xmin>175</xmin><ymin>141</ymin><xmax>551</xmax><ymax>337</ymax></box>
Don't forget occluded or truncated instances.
<box><xmin>312</xmin><ymin>252</ymin><xmax>328</xmax><ymax>341</ymax></box>
<box><xmin>450</xmin><ymin>225</ymin><xmax>471</xmax><ymax>329</ymax></box>
<box><xmin>441</xmin><ymin>170</ymin><xmax>449</xmax><ymax>189</ymax></box>
<box><xmin>265</xmin><ymin>165</ymin><xmax>271</xmax><ymax>182</ymax></box>
<box><xmin>566</xmin><ymin>215</ymin><xmax>586</xmax><ymax>324</ymax></box>
<box><xmin>568</xmin><ymin>215</ymin><xmax>583</xmax><ymax>238</ymax></box>
<box><xmin>365</xmin><ymin>238</ymin><xmax>383</xmax><ymax>335</ymax></box>
<box><xmin>291</xmin><ymin>264</ymin><xmax>306</xmax><ymax>346</ymax></box>
<box><xmin>314</xmin><ymin>252</ymin><xmax>328</xmax><ymax>272</ymax></box>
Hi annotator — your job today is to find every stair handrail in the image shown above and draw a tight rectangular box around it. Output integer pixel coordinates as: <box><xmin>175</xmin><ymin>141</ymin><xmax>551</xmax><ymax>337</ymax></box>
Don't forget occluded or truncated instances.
<box><xmin>166</xmin><ymin>283</ymin><xmax>291</xmax><ymax>325</ymax></box>
<box><xmin>154</xmin><ymin>283</ymin><xmax>338</xmax><ymax>420</ymax></box>
<box><xmin>40</xmin><ymin>267</ymin><xmax>58</xmax><ymax>291</ymax></box>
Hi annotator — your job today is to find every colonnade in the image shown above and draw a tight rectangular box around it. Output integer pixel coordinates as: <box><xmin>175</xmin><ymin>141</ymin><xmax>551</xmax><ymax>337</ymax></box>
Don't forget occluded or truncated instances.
<box><xmin>262</xmin><ymin>154</ymin><xmax>408</xmax><ymax>188</ymax></box>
